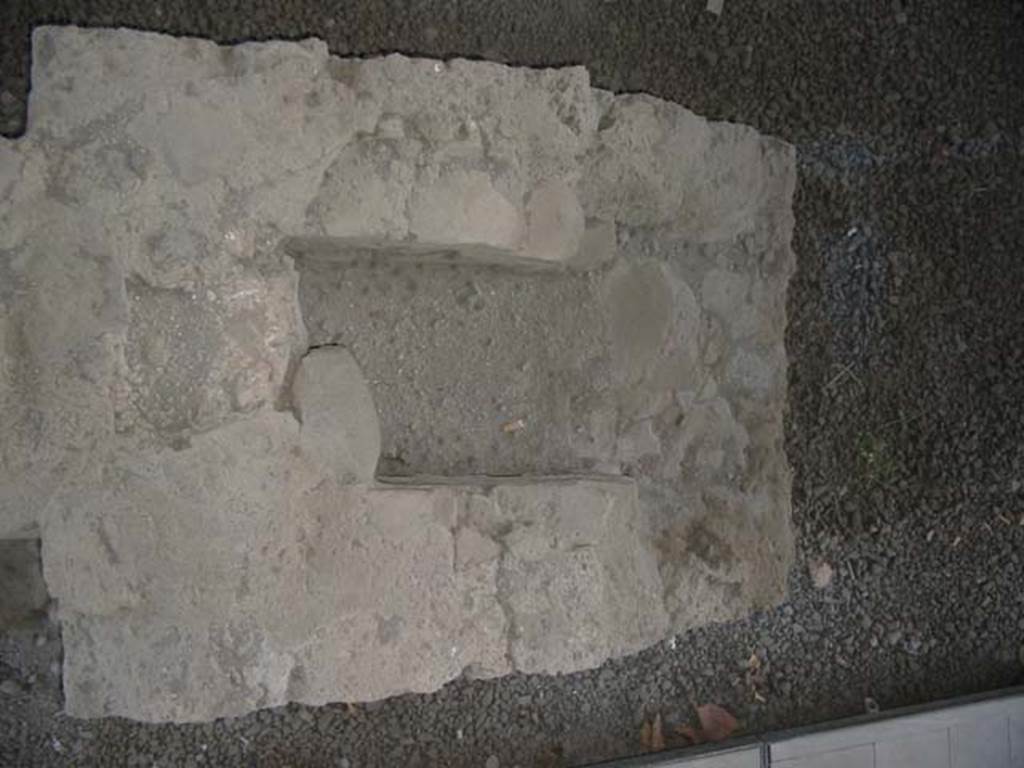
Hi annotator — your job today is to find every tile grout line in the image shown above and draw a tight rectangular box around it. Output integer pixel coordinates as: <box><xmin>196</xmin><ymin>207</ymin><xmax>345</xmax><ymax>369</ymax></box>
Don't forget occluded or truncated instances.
<box><xmin>1005</xmin><ymin>715</ymin><xmax>1012</xmax><ymax>768</ymax></box>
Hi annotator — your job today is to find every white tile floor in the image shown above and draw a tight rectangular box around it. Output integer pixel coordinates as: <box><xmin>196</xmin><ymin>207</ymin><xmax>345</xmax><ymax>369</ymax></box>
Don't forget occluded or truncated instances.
<box><xmin>600</xmin><ymin>688</ymin><xmax>1024</xmax><ymax>768</ymax></box>
<box><xmin>770</xmin><ymin>691</ymin><xmax>1024</xmax><ymax>768</ymax></box>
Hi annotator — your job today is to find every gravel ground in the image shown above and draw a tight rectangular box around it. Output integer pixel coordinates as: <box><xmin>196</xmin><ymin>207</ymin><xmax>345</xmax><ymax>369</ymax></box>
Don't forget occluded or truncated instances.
<box><xmin>2</xmin><ymin>1</ymin><xmax>1024</xmax><ymax>766</ymax></box>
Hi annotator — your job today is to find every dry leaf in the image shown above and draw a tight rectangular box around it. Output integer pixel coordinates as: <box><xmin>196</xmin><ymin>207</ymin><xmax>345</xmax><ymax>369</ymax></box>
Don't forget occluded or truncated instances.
<box><xmin>501</xmin><ymin>418</ymin><xmax>526</xmax><ymax>434</ymax></box>
<box><xmin>639</xmin><ymin>719</ymin><xmax>652</xmax><ymax>750</ymax></box>
<box><xmin>651</xmin><ymin>713</ymin><xmax>665</xmax><ymax>750</ymax></box>
<box><xmin>696</xmin><ymin>703</ymin><xmax>738</xmax><ymax>742</ymax></box>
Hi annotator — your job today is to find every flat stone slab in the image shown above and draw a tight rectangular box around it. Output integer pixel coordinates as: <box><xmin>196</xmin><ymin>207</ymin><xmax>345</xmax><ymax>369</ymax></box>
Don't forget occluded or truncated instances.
<box><xmin>44</xmin><ymin>409</ymin><xmax>661</xmax><ymax>720</ymax></box>
<box><xmin>0</xmin><ymin>26</ymin><xmax>796</xmax><ymax>722</ymax></box>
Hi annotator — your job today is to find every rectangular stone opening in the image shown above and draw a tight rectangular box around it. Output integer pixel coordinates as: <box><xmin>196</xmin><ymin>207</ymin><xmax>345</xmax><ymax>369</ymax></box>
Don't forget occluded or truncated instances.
<box><xmin>292</xmin><ymin>238</ymin><xmax>618</xmax><ymax>477</ymax></box>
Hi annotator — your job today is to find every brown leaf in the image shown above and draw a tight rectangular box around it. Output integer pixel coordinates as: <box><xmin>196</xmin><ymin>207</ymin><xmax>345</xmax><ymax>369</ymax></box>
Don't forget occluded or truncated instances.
<box><xmin>697</xmin><ymin>703</ymin><xmax>738</xmax><ymax>742</ymax></box>
<box><xmin>651</xmin><ymin>713</ymin><xmax>665</xmax><ymax>751</ymax></box>
<box><xmin>537</xmin><ymin>744</ymin><xmax>565</xmax><ymax>768</ymax></box>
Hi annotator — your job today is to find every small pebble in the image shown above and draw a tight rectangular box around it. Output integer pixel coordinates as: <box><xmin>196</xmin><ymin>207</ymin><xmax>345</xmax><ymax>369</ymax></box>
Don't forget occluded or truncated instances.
<box><xmin>486</xmin><ymin>756</ymin><xmax>500</xmax><ymax>768</ymax></box>
<box><xmin>0</xmin><ymin>679</ymin><xmax>22</xmax><ymax>696</ymax></box>
<box><xmin>809</xmin><ymin>560</ymin><xmax>834</xmax><ymax>589</ymax></box>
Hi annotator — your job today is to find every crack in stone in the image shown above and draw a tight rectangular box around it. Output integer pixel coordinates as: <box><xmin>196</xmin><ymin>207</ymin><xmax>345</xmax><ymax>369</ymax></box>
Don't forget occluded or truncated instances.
<box><xmin>491</xmin><ymin>528</ymin><xmax>520</xmax><ymax>674</ymax></box>
<box><xmin>452</xmin><ymin>495</ymin><xmax>519</xmax><ymax>674</ymax></box>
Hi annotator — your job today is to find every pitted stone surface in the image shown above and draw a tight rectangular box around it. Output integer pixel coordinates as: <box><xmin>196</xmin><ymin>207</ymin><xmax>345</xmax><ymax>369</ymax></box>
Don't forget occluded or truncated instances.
<box><xmin>0</xmin><ymin>26</ymin><xmax>796</xmax><ymax>722</ymax></box>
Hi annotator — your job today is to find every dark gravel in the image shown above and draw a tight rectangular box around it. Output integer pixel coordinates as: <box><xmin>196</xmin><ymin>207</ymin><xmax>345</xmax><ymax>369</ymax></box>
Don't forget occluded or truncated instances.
<box><xmin>2</xmin><ymin>1</ymin><xmax>1024</xmax><ymax>766</ymax></box>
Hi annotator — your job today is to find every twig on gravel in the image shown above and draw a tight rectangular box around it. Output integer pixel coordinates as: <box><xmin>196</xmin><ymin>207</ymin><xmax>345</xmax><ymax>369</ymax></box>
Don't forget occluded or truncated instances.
<box><xmin>825</xmin><ymin>362</ymin><xmax>861</xmax><ymax>392</ymax></box>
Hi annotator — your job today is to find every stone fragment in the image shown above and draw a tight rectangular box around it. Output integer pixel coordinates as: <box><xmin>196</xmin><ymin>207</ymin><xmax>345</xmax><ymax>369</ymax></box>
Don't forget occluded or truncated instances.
<box><xmin>523</xmin><ymin>178</ymin><xmax>586</xmax><ymax>264</ymax></box>
<box><xmin>292</xmin><ymin>347</ymin><xmax>381</xmax><ymax>482</ymax></box>
<box><xmin>810</xmin><ymin>560</ymin><xmax>835</xmax><ymax>589</ymax></box>
<box><xmin>580</xmin><ymin>93</ymin><xmax>792</xmax><ymax>242</ymax></box>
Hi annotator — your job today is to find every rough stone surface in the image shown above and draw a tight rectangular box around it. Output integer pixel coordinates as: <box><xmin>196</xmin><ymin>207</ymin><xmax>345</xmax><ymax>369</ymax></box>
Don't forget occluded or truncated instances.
<box><xmin>0</xmin><ymin>26</ymin><xmax>795</xmax><ymax>723</ymax></box>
